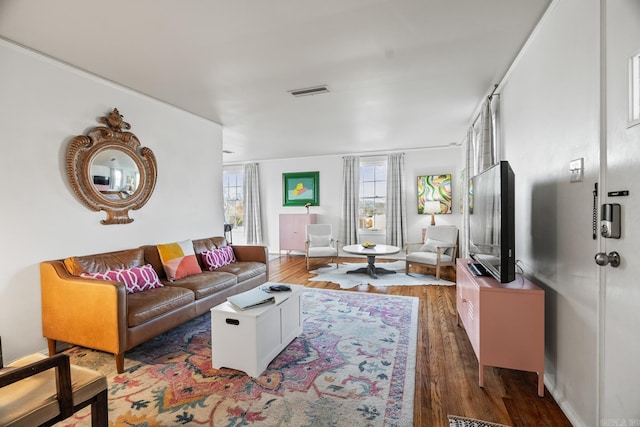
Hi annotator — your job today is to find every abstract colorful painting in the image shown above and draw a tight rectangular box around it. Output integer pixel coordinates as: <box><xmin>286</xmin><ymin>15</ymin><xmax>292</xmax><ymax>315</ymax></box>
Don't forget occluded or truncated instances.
<box><xmin>283</xmin><ymin>171</ymin><xmax>320</xmax><ymax>206</ymax></box>
<box><xmin>417</xmin><ymin>174</ymin><xmax>452</xmax><ymax>214</ymax></box>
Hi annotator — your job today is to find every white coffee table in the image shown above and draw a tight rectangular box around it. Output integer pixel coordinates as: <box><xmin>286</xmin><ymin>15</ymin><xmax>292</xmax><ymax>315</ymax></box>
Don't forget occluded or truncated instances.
<box><xmin>210</xmin><ymin>283</ymin><xmax>304</xmax><ymax>377</ymax></box>
<box><xmin>342</xmin><ymin>244</ymin><xmax>401</xmax><ymax>279</ymax></box>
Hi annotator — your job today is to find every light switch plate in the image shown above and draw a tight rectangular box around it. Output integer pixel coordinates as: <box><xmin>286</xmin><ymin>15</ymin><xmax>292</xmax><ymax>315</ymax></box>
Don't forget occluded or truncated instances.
<box><xmin>570</xmin><ymin>158</ymin><xmax>584</xmax><ymax>183</ymax></box>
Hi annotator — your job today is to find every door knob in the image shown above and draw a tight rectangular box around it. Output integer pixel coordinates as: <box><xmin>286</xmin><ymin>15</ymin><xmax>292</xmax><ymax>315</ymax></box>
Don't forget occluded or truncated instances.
<box><xmin>594</xmin><ymin>251</ymin><xmax>620</xmax><ymax>267</ymax></box>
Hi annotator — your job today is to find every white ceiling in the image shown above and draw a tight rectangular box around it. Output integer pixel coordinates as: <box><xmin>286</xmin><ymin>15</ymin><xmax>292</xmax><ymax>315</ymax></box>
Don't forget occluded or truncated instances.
<box><xmin>0</xmin><ymin>0</ymin><xmax>550</xmax><ymax>163</ymax></box>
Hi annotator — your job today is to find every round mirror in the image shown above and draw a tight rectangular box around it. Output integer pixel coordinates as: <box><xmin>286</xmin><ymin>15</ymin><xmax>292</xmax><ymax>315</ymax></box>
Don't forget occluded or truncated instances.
<box><xmin>67</xmin><ymin>108</ymin><xmax>157</xmax><ymax>224</ymax></box>
<box><xmin>89</xmin><ymin>149</ymin><xmax>141</xmax><ymax>200</ymax></box>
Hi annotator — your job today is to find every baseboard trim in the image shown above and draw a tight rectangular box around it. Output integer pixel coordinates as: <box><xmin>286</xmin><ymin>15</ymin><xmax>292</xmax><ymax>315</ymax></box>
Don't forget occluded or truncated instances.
<box><xmin>544</xmin><ymin>373</ymin><xmax>589</xmax><ymax>427</ymax></box>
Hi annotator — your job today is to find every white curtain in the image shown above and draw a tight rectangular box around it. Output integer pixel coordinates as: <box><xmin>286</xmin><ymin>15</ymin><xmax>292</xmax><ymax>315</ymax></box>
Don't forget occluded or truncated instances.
<box><xmin>462</xmin><ymin>126</ymin><xmax>475</xmax><ymax>258</ymax></box>
<box><xmin>464</xmin><ymin>94</ymin><xmax>499</xmax><ymax>258</ymax></box>
<box><xmin>478</xmin><ymin>98</ymin><xmax>496</xmax><ymax>173</ymax></box>
<box><xmin>243</xmin><ymin>163</ymin><xmax>263</xmax><ymax>245</ymax></box>
<box><xmin>340</xmin><ymin>156</ymin><xmax>360</xmax><ymax>245</ymax></box>
<box><xmin>385</xmin><ymin>153</ymin><xmax>407</xmax><ymax>247</ymax></box>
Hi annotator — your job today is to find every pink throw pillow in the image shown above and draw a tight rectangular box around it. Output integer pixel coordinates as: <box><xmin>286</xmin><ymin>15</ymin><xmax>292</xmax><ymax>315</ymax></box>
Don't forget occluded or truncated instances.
<box><xmin>201</xmin><ymin>246</ymin><xmax>236</xmax><ymax>271</ymax></box>
<box><xmin>81</xmin><ymin>264</ymin><xmax>163</xmax><ymax>294</ymax></box>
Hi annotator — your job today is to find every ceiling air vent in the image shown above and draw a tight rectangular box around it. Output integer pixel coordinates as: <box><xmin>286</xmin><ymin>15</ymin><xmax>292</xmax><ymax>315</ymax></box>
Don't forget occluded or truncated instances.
<box><xmin>288</xmin><ymin>85</ymin><xmax>330</xmax><ymax>97</ymax></box>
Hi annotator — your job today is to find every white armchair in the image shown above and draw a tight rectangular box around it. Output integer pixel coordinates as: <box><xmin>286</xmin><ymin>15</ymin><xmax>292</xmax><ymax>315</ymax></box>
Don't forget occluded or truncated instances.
<box><xmin>305</xmin><ymin>224</ymin><xmax>339</xmax><ymax>270</ymax></box>
<box><xmin>405</xmin><ymin>225</ymin><xmax>458</xmax><ymax>279</ymax></box>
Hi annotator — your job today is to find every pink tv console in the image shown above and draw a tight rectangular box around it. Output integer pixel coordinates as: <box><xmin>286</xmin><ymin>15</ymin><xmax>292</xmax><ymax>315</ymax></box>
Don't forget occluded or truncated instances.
<box><xmin>456</xmin><ymin>259</ymin><xmax>545</xmax><ymax>397</ymax></box>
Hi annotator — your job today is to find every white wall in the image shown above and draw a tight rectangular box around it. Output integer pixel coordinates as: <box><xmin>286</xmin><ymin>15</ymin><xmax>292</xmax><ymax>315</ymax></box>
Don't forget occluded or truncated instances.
<box><xmin>256</xmin><ymin>147</ymin><xmax>462</xmax><ymax>254</ymax></box>
<box><xmin>498</xmin><ymin>0</ymin><xmax>600</xmax><ymax>425</ymax></box>
<box><xmin>0</xmin><ymin>40</ymin><xmax>224</xmax><ymax>363</ymax></box>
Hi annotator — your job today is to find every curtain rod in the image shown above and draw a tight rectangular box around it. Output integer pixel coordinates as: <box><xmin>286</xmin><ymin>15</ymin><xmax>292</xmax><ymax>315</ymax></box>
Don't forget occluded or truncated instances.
<box><xmin>488</xmin><ymin>83</ymin><xmax>499</xmax><ymax>101</ymax></box>
<box><xmin>470</xmin><ymin>83</ymin><xmax>501</xmax><ymax>127</ymax></box>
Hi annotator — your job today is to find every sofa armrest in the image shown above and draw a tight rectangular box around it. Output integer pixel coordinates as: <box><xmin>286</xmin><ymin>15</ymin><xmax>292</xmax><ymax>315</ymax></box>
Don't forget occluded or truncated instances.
<box><xmin>40</xmin><ymin>261</ymin><xmax>127</xmax><ymax>356</ymax></box>
<box><xmin>231</xmin><ymin>245</ymin><xmax>269</xmax><ymax>279</ymax></box>
<box><xmin>231</xmin><ymin>245</ymin><xmax>268</xmax><ymax>263</ymax></box>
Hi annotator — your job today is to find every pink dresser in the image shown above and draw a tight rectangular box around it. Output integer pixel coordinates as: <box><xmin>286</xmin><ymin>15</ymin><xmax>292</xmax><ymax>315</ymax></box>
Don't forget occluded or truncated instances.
<box><xmin>279</xmin><ymin>214</ymin><xmax>316</xmax><ymax>253</ymax></box>
<box><xmin>456</xmin><ymin>259</ymin><xmax>545</xmax><ymax>397</ymax></box>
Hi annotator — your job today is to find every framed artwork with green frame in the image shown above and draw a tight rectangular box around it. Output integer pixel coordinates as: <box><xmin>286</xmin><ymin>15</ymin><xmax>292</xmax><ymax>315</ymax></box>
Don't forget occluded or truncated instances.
<box><xmin>282</xmin><ymin>171</ymin><xmax>320</xmax><ymax>206</ymax></box>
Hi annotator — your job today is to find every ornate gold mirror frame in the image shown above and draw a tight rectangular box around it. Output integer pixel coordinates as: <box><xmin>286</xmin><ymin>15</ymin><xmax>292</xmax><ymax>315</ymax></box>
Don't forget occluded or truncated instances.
<box><xmin>67</xmin><ymin>108</ymin><xmax>157</xmax><ymax>224</ymax></box>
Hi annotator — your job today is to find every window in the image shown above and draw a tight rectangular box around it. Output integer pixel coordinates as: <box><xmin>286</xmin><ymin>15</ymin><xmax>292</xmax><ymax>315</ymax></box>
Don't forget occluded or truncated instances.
<box><xmin>223</xmin><ymin>169</ymin><xmax>244</xmax><ymax>235</ymax></box>
<box><xmin>112</xmin><ymin>169</ymin><xmax>122</xmax><ymax>189</ymax></box>
<box><xmin>359</xmin><ymin>159</ymin><xmax>387</xmax><ymax>230</ymax></box>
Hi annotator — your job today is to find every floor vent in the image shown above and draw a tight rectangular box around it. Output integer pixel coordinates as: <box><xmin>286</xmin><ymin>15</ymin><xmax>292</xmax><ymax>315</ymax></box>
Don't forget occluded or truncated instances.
<box><xmin>288</xmin><ymin>85</ymin><xmax>330</xmax><ymax>97</ymax></box>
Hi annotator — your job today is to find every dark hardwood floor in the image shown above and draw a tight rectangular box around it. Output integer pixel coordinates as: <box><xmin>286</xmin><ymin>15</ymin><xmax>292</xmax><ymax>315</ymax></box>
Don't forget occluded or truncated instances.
<box><xmin>268</xmin><ymin>255</ymin><xmax>572</xmax><ymax>427</ymax></box>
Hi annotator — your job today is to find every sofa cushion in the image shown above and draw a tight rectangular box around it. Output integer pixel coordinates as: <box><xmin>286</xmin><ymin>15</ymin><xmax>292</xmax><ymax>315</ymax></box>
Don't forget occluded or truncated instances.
<box><xmin>192</xmin><ymin>236</ymin><xmax>228</xmax><ymax>269</ymax></box>
<box><xmin>201</xmin><ymin>246</ymin><xmax>236</xmax><ymax>271</ymax></box>
<box><xmin>192</xmin><ymin>236</ymin><xmax>227</xmax><ymax>252</ymax></box>
<box><xmin>64</xmin><ymin>248</ymin><xmax>145</xmax><ymax>276</ymax></box>
<box><xmin>419</xmin><ymin>238</ymin><xmax>454</xmax><ymax>256</ymax></box>
<box><xmin>308</xmin><ymin>234</ymin><xmax>332</xmax><ymax>248</ymax></box>
<box><xmin>80</xmin><ymin>264</ymin><xmax>163</xmax><ymax>294</ymax></box>
<box><xmin>126</xmin><ymin>286</ymin><xmax>195</xmax><ymax>327</ymax></box>
<box><xmin>1</xmin><ymin>353</ymin><xmax>108</xmax><ymax>427</ymax></box>
<box><xmin>406</xmin><ymin>251</ymin><xmax>453</xmax><ymax>264</ymax></box>
<box><xmin>167</xmin><ymin>271</ymin><xmax>237</xmax><ymax>300</ymax></box>
<box><xmin>140</xmin><ymin>245</ymin><xmax>166</xmax><ymax>280</ymax></box>
<box><xmin>215</xmin><ymin>261</ymin><xmax>267</xmax><ymax>283</ymax></box>
<box><xmin>156</xmin><ymin>239</ymin><xmax>202</xmax><ymax>281</ymax></box>
<box><xmin>420</xmin><ymin>238</ymin><xmax>446</xmax><ymax>253</ymax></box>
<box><xmin>308</xmin><ymin>246</ymin><xmax>338</xmax><ymax>257</ymax></box>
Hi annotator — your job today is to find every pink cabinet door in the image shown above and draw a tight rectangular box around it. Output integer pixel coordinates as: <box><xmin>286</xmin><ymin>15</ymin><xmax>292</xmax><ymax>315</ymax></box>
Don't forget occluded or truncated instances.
<box><xmin>457</xmin><ymin>263</ymin><xmax>480</xmax><ymax>357</ymax></box>
<box><xmin>279</xmin><ymin>214</ymin><xmax>316</xmax><ymax>251</ymax></box>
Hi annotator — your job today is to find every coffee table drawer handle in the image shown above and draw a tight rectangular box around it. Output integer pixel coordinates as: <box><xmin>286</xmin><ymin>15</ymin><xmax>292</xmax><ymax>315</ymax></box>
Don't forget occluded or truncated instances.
<box><xmin>225</xmin><ymin>319</ymin><xmax>240</xmax><ymax>326</ymax></box>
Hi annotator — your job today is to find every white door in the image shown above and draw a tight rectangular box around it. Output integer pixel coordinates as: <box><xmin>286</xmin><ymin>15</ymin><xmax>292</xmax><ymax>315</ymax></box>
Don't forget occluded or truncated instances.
<box><xmin>599</xmin><ymin>1</ymin><xmax>640</xmax><ymax>422</ymax></box>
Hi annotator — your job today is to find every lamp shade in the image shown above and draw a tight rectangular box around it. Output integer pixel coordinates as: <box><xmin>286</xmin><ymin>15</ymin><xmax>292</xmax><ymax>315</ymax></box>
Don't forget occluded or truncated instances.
<box><xmin>424</xmin><ymin>201</ymin><xmax>441</xmax><ymax>226</ymax></box>
<box><xmin>424</xmin><ymin>201</ymin><xmax>441</xmax><ymax>214</ymax></box>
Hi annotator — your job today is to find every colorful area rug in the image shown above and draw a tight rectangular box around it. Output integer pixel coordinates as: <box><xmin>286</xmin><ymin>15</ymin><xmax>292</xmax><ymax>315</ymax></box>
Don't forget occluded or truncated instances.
<box><xmin>309</xmin><ymin>260</ymin><xmax>455</xmax><ymax>288</ymax></box>
<box><xmin>449</xmin><ymin>415</ymin><xmax>511</xmax><ymax>427</ymax></box>
<box><xmin>56</xmin><ymin>289</ymin><xmax>418</xmax><ymax>426</ymax></box>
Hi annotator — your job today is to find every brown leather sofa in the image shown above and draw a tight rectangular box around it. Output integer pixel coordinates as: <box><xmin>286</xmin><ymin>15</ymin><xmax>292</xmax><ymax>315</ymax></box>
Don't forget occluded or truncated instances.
<box><xmin>40</xmin><ymin>237</ymin><xmax>268</xmax><ymax>373</ymax></box>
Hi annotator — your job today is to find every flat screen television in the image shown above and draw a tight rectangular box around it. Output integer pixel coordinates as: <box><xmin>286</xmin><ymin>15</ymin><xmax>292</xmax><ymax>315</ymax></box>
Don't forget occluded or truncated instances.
<box><xmin>93</xmin><ymin>175</ymin><xmax>110</xmax><ymax>186</ymax></box>
<box><xmin>468</xmin><ymin>160</ymin><xmax>515</xmax><ymax>283</ymax></box>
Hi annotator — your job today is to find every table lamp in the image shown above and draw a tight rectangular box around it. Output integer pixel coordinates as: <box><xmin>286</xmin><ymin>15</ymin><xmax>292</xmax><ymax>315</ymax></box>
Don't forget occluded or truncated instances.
<box><xmin>424</xmin><ymin>201</ymin><xmax>441</xmax><ymax>226</ymax></box>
